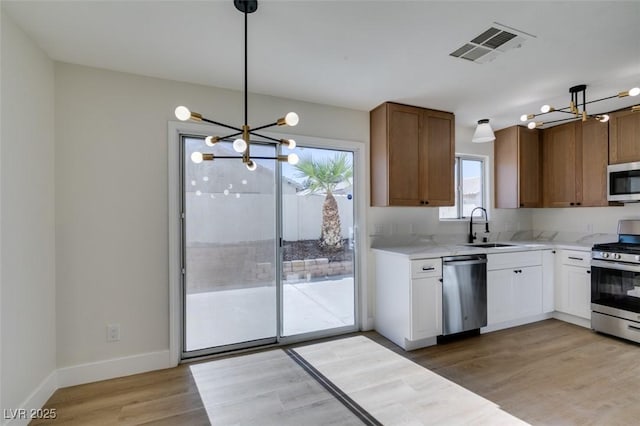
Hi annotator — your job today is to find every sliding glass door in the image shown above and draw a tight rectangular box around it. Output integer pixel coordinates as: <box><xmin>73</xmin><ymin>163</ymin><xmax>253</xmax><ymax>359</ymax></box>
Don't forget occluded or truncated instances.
<box><xmin>281</xmin><ymin>147</ymin><xmax>355</xmax><ymax>337</ymax></box>
<box><xmin>183</xmin><ymin>137</ymin><xmax>277</xmax><ymax>354</ymax></box>
<box><xmin>181</xmin><ymin>135</ymin><xmax>356</xmax><ymax>357</ymax></box>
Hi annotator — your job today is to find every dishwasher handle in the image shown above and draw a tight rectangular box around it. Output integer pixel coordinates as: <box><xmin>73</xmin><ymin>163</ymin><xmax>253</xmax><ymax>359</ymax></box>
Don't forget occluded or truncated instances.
<box><xmin>442</xmin><ymin>255</ymin><xmax>487</xmax><ymax>266</ymax></box>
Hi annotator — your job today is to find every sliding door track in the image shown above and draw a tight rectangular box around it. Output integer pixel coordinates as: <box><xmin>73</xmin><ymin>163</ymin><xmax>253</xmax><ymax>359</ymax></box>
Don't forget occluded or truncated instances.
<box><xmin>285</xmin><ymin>348</ymin><xmax>382</xmax><ymax>426</ymax></box>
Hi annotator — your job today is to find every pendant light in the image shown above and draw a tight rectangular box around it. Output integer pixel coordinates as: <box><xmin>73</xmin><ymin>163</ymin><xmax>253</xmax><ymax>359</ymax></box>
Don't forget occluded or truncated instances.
<box><xmin>174</xmin><ymin>0</ymin><xmax>300</xmax><ymax>170</ymax></box>
<box><xmin>520</xmin><ymin>84</ymin><xmax>639</xmax><ymax>129</ymax></box>
<box><xmin>472</xmin><ymin>119</ymin><xmax>496</xmax><ymax>143</ymax></box>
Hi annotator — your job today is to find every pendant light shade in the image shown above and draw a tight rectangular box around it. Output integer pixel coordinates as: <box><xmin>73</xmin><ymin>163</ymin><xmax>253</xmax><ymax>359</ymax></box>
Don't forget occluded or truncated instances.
<box><xmin>472</xmin><ymin>119</ymin><xmax>495</xmax><ymax>143</ymax></box>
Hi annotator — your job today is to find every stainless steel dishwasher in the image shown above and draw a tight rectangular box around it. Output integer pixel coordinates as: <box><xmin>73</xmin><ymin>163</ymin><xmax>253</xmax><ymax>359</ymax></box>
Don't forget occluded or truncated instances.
<box><xmin>442</xmin><ymin>254</ymin><xmax>487</xmax><ymax>335</ymax></box>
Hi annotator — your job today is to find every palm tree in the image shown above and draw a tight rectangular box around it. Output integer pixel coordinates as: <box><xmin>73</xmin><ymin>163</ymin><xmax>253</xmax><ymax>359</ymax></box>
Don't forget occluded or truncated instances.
<box><xmin>295</xmin><ymin>153</ymin><xmax>353</xmax><ymax>250</ymax></box>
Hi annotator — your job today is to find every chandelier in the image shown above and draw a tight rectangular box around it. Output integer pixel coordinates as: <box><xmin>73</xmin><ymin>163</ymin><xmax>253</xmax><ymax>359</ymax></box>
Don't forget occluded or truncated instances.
<box><xmin>520</xmin><ymin>84</ymin><xmax>640</xmax><ymax>129</ymax></box>
<box><xmin>174</xmin><ymin>0</ymin><xmax>299</xmax><ymax>171</ymax></box>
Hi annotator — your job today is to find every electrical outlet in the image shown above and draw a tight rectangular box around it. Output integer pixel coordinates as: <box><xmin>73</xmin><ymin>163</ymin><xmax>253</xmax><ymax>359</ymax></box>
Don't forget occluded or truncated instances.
<box><xmin>107</xmin><ymin>324</ymin><xmax>120</xmax><ymax>342</ymax></box>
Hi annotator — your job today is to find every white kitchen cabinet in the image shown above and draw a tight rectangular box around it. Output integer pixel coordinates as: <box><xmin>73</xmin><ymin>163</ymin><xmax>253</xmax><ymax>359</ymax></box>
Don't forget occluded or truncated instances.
<box><xmin>555</xmin><ymin>249</ymin><xmax>591</xmax><ymax>320</ymax></box>
<box><xmin>488</xmin><ymin>266</ymin><xmax>542</xmax><ymax>325</ymax></box>
<box><xmin>487</xmin><ymin>268</ymin><xmax>513</xmax><ymax>324</ymax></box>
<box><xmin>485</xmin><ymin>251</ymin><xmax>548</xmax><ymax>331</ymax></box>
<box><xmin>516</xmin><ymin>266</ymin><xmax>544</xmax><ymax>317</ymax></box>
<box><xmin>374</xmin><ymin>251</ymin><xmax>442</xmax><ymax>350</ymax></box>
<box><xmin>411</xmin><ymin>276</ymin><xmax>442</xmax><ymax>340</ymax></box>
<box><xmin>542</xmin><ymin>250</ymin><xmax>555</xmax><ymax>312</ymax></box>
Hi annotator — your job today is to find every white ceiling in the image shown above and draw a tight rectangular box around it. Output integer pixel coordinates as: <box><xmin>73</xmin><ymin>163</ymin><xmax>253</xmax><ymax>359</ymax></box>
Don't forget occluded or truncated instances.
<box><xmin>3</xmin><ymin>0</ymin><xmax>640</xmax><ymax>132</ymax></box>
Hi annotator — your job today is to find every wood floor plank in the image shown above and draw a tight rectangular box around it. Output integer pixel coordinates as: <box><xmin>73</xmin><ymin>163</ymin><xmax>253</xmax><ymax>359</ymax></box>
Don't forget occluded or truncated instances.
<box><xmin>32</xmin><ymin>319</ymin><xmax>640</xmax><ymax>425</ymax></box>
<box><xmin>366</xmin><ymin>319</ymin><xmax>640</xmax><ymax>425</ymax></box>
<box><xmin>32</xmin><ymin>349</ymin><xmax>360</xmax><ymax>425</ymax></box>
<box><xmin>295</xmin><ymin>335</ymin><xmax>523</xmax><ymax>425</ymax></box>
<box><xmin>137</xmin><ymin>408</ymin><xmax>210</xmax><ymax>426</ymax></box>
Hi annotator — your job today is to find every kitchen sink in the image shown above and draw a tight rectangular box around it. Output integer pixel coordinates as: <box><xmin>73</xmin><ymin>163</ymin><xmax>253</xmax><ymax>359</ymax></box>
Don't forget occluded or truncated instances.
<box><xmin>466</xmin><ymin>243</ymin><xmax>516</xmax><ymax>248</ymax></box>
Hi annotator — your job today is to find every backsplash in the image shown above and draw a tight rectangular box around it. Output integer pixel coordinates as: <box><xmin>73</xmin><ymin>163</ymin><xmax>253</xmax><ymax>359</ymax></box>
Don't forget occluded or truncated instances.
<box><xmin>532</xmin><ymin>204</ymin><xmax>640</xmax><ymax>234</ymax></box>
<box><xmin>368</xmin><ymin>206</ymin><xmax>531</xmax><ymax>237</ymax></box>
<box><xmin>368</xmin><ymin>204</ymin><xmax>640</xmax><ymax>247</ymax></box>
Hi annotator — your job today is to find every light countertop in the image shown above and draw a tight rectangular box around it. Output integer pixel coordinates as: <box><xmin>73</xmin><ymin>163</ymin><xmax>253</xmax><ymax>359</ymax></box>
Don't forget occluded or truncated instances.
<box><xmin>371</xmin><ymin>240</ymin><xmax>593</xmax><ymax>260</ymax></box>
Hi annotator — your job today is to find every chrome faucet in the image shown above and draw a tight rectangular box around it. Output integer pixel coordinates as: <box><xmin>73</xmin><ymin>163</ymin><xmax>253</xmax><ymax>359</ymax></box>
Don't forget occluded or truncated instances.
<box><xmin>468</xmin><ymin>207</ymin><xmax>489</xmax><ymax>243</ymax></box>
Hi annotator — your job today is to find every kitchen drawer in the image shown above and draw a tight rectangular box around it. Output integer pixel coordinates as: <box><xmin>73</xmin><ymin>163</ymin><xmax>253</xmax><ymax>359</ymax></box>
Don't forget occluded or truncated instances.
<box><xmin>560</xmin><ymin>250</ymin><xmax>591</xmax><ymax>267</ymax></box>
<box><xmin>411</xmin><ymin>258</ymin><xmax>442</xmax><ymax>278</ymax></box>
<box><xmin>487</xmin><ymin>250</ymin><xmax>542</xmax><ymax>270</ymax></box>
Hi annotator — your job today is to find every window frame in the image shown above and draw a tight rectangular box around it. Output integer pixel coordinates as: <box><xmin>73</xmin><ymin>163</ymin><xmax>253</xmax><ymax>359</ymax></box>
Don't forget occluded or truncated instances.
<box><xmin>439</xmin><ymin>154</ymin><xmax>488</xmax><ymax>221</ymax></box>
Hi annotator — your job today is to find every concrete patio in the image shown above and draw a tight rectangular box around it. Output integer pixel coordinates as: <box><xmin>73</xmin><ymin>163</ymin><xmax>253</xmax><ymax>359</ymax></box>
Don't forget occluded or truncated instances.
<box><xmin>186</xmin><ymin>277</ymin><xmax>354</xmax><ymax>351</ymax></box>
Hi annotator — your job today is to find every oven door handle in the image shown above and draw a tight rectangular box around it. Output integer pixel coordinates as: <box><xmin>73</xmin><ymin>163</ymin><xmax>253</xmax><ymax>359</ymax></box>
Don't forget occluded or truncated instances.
<box><xmin>591</xmin><ymin>259</ymin><xmax>640</xmax><ymax>273</ymax></box>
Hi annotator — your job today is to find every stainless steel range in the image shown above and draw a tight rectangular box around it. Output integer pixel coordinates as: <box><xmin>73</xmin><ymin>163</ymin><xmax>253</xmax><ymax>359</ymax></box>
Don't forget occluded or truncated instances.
<box><xmin>591</xmin><ymin>219</ymin><xmax>640</xmax><ymax>343</ymax></box>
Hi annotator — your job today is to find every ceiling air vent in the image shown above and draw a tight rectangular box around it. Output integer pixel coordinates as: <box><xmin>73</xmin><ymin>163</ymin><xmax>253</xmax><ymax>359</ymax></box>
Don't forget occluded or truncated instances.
<box><xmin>450</xmin><ymin>22</ymin><xmax>534</xmax><ymax>64</ymax></box>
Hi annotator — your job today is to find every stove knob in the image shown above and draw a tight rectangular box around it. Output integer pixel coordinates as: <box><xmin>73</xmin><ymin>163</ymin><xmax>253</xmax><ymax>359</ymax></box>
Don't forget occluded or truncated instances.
<box><xmin>614</xmin><ymin>253</ymin><xmax>622</xmax><ymax>260</ymax></box>
<box><xmin>602</xmin><ymin>252</ymin><xmax>609</xmax><ymax>258</ymax></box>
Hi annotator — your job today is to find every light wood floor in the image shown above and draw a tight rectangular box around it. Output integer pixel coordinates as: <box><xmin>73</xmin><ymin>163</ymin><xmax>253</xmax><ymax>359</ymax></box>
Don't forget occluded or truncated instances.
<box><xmin>294</xmin><ymin>335</ymin><xmax>525</xmax><ymax>425</ymax></box>
<box><xmin>32</xmin><ymin>349</ymin><xmax>361</xmax><ymax>425</ymax></box>
<box><xmin>33</xmin><ymin>319</ymin><xmax>640</xmax><ymax>425</ymax></box>
<box><xmin>367</xmin><ymin>319</ymin><xmax>640</xmax><ymax>425</ymax></box>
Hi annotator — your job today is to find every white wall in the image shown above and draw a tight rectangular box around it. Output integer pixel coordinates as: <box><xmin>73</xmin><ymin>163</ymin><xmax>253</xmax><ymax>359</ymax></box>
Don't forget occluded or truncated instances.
<box><xmin>1</xmin><ymin>11</ymin><xmax>56</xmax><ymax>416</ymax></box>
<box><xmin>532</xmin><ymin>204</ymin><xmax>640</xmax><ymax>235</ymax></box>
<box><xmin>282</xmin><ymin>194</ymin><xmax>354</xmax><ymax>241</ymax></box>
<box><xmin>55</xmin><ymin>63</ymin><xmax>368</xmax><ymax>368</ymax></box>
<box><xmin>186</xmin><ymin>193</ymin><xmax>353</xmax><ymax>244</ymax></box>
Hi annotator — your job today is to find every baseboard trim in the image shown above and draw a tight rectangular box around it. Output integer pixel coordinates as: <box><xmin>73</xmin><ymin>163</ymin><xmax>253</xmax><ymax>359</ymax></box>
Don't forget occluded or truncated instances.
<box><xmin>362</xmin><ymin>317</ymin><xmax>375</xmax><ymax>331</ymax></box>
<box><xmin>404</xmin><ymin>335</ymin><xmax>438</xmax><ymax>350</ymax></box>
<box><xmin>57</xmin><ymin>350</ymin><xmax>174</xmax><ymax>388</ymax></box>
<box><xmin>481</xmin><ymin>312</ymin><xmax>553</xmax><ymax>334</ymax></box>
<box><xmin>5</xmin><ymin>371</ymin><xmax>57</xmax><ymax>426</ymax></box>
<box><xmin>552</xmin><ymin>311</ymin><xmax>591</xmax><ymax>329</ymax></box>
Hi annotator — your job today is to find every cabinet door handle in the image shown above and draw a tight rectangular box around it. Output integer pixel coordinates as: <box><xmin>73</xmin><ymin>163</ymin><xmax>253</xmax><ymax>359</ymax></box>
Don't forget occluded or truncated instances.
<box><xmin>419</xmin><ymin>200</ymin><xmax>425</xmax><ymax>205</ymax></box>
<box><xmin>422</xmin><ymin>266</ymin><xmax>435</xmax><ymax>271</ymax></box>
<box><xmin>519</xmin><ymin>203</ymin><xmax>524</xmax><ymax>207</ymax></box>
<box><xmin>576</xmin><ymin>202</ymin><xmax>582</xmax><ymax>206</ymax></box>
<box><xmin>568</xmin><ymin>256</ymin><xmax>584</xmax><ymax>261</ymax></box>
<box><xmin>438</xmin><ymin>278</ymin><xmax>443</xmax><ymax>282</ymax></box>
<box><xmin>570</xmin><ymin>202</ymin><xmax>575</xmax><ymax>206</ymax></box>
<box><xmin>628</xmin><ymin>324</ymin><xmax>640</xmax><ymax>332</ymax></box>
<box><xmin>424</xmin><ymin>200</ymin><xmax>429</xmax><ymax>205</ymax></box>
<box><xmin>586</xmin><ymin>270</ymin><xmax>591</xmax><ymax>274</ymax></box>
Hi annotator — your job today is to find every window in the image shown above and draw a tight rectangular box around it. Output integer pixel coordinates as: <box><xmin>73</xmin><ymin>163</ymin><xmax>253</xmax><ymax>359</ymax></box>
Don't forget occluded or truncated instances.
<box><xmin>439</xmin><ymin>155</ymin><xmax>486</xmax><ymax>219</ymax></box>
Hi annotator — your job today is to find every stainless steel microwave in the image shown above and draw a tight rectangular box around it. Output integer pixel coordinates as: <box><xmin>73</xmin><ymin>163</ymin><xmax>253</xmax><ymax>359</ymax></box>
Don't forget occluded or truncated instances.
<box><xmin>608</xmin><ymin>162</ymin><xmax>640</xmax><ymax>202</ymax></box>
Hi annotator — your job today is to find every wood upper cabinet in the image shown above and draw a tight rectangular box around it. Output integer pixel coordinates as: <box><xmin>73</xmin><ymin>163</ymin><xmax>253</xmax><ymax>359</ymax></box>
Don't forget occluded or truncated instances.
<box><xmin>542</xmin><ymin>120</ymin><xmax>610</xmax><ymax>207</ymax></box>
<box><xmin>388</xmin><ymin>104</ymin><xmax>421</xmax><ymax>205</ymax></box>
<box><xmin>609</xmin><ymin>108</ymin><xmax>640</xmax><ymax>164</ymax></box>
<box><xmin>494</xmin><ymin>125</ymin><xmax>541</xmax><ymax>208</ymax></box>
<box><xmin>579</xmin><ymin>119</ymin><xmax>609</xmax><ymax>206</ymax></box>
<box><xmin>421</xmin><ymin>111</ymin><xmax>456</xmax><ymax>206</ymax></box>
<box><xmin>543</xmin><ymin>122</ymin><xmax>578</xmax><ymax>207</ymax></box>
<box><xmin>370</xmin><ymin>102</ymin><xmax>454</xmax><ymax>207</ymax></box>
